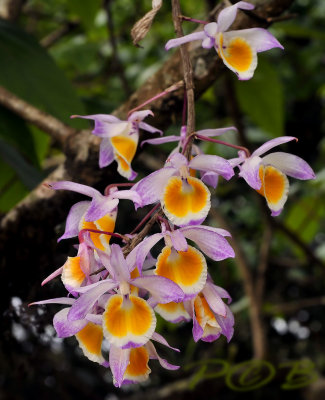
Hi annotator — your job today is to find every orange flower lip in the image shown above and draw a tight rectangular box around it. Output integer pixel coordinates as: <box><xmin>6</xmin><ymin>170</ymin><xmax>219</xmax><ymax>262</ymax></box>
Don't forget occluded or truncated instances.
<box><xmin>162</xmin><ymin>176</ymin><xmax>211</xmax><ymax>226</ymax></box>
<box><xmin>103</xmin><ymin>294</ymin><xmax>156</xmax><ymax>348</ymax></box>
<box><xmin>155</xmin><ymin>245</ymin><xmax>207</xmax><ymax>299</ymax></box>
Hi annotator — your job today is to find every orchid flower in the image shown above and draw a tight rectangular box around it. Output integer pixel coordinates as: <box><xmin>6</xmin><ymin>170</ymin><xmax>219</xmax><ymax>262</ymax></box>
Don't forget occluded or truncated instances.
<box><xmin>48</xmin><ymin>181</ymin><xmax>141</xmax><ymax>251</ymax></box>
<box><xmin>110</xmin><ymin>334</ymin><xmax>180</xmax><ymax>387</ymax></box>
<box><xmin>41</xmin><ymin>239</ymin><xmax>100</xmax><ymax>295</ymax></box>
<box><xmin>186</xmin><ymin>280</ymin><xmax>234</xmax><ymax>343</ymax></box>
<box><xmin>230</xmin><ymin>136</ymin><xmax>316</xmax><ymax>216</ymax></box>
<box><xmin>127</xmin><ymin>224</ymin><xmax>234</xmax><ymax>300</ymax></box>
<box><xmin>67</xmin><ymin>244</ymin><xmax>184</xmax><ymax>349</ymax></box>
<box><xmin>73</xmin><ymin>110</ymin><xmax>162</xmax><ymax>180</ymax></box>
<box><xmin>134</xmin><ymin>152</ymin><xmax>234</xmax><ymax>226</ymax></box>
<box><xmin>165</xmin><ymin>1</ymin><xmax>283</xmax><ymax>80</ymax></box>
<box><xmin>30</xmin><ymin>297</ymin><xmax>108</xmax><ymax>367</ymax></box>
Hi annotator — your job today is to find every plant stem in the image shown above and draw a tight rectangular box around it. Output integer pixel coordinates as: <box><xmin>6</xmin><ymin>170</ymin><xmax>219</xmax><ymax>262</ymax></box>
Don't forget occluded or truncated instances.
<box><xmin>127</xmin><ymin>80</ymin><xmax>184</xmax><ymax>118</ymax></box>
<box><xmin>195</xmin><ymin>134</ymin><xmax>251</xmax><ymax>157</ymax></box>
<box><xmin>171</xmin><ymin>0</ymin><xmax>195</xmax><ymax>160</ymax></box>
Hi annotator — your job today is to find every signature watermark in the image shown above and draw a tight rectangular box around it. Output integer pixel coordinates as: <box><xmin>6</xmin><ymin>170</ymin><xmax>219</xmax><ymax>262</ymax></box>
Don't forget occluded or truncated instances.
<box><xmin>185</xmin><ymin>358</ymin><xmax>318</xmax><ymax>391</ymax></box>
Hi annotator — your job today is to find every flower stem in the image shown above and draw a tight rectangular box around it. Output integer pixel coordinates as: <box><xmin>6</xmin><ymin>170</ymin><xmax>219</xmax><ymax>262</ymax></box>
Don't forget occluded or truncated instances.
<box><xmin>156</xmin><ymin>215</ymin><xmax>172</xmax><ymax>232</ymax></box>
<box><xmin>104</xmin><ymin>182</ymin><xmax>134</xmax><ymax>196</ymax></box>
<box><xmin>195</xmin><ymin>134</ymin><xmax>251</xmax><ymax>157</ymax></box>
<box><xmin>130</xmin><ymin>203</ymin><xmax>160</xmax><ymax>235</ymax></box>
<box><xmin>78</xmin><ymin>228</ymin><xmax>128</xmax><ymax>244</ymax></box>
<box><xmin>127</xmin><ymin>80</ymin><xmax>184</xmax><ymax>118</ymax></box>
<box><xmin>171</xmin><ymin>0</ymin><xmax>196</xmax><ymax>161</ymax></box>
<box><xmin>180</xmin><ymin>15</ymin><xmax>208</xmax><ymax>24</ymax></box>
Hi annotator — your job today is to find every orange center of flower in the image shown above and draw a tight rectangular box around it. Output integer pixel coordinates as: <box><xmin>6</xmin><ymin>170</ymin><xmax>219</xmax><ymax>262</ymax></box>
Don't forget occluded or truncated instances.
<box><xmin>104</xmin><ymin>295</ymin><xmax>154</xmax><ymax>339</ymax></box>
<box><xmin>163</xmin><ymin>176</ymin><xmax>209</xmax><ymax>219</ymax></box>
<box><xmin>80</xmin><ymin>214</ymin><xmax>115</xmax><ymax>251</ymax></box>
<box><xmin>76</xmin><ymin>323</ymin><xmax>104</xmax><ymax>355</ymax></box>
<box><xmin>256</xmin><ymin>165</ymin><xmax>287</xmax><ymax>206</ymax></box>
<box><xmin>155</xmin><ymin>246</ymin><xmax>206</xmax><ymax>293</ymax></box>
<box><xmin>125</xmin><ymin>347</ymin><xmax>150</xmax><ymax>378</ymax></box>
<box><xmin>219</xmin><ymin>33</ymin><xmax>253</xmax><ymax>72</ymax></box>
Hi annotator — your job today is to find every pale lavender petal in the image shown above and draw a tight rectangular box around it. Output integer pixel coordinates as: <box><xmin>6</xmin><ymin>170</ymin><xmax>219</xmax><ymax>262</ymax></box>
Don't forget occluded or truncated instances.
<box><xmin>217</xmin><ymin>1</ymin><xmax>254</xmax><ymax>32</ymax></box>
<box><xmin>85</xmin><ymin>196</ymin><xmax>118</xmax><ymax>222</ymax></box>
<box><xmin>151</xmin><ymin>332</ymin><xmax>180</xmax><ymax>352</ymax></box>
<box><xmin>30</xmin><ymin>297</ymin><xmax>75</xmax><ymax>306</ymax></box>
<box><xmin>128</xmin><ymin>233</ymin><xmax>163</xmax><ymax>271</ymax></box>
<box><xmin>204</xmin><ymin>22</ymin><xmax>218</xmax><ymax>38</ymax></box>
<box><xmin>189</xmin><ymin>154</ymin><xmax>234</xmax><ymax>180</ymax></box>
<box><xmin>135</xmin><ymin>167</ymin><xmax>176</xmax><ymax>205</ymax></box>
<box><xmin>215</xmin><ymin>305</ymin><xmax>234</xmax><ymax>342</ymax></box>
<box><xmin>85</xmin><ymin>314</ymin><xmax>102</xmax><ymax>325</ymax></box>
<box><xmin>48</xmin><ymin>181</ymin><xmax>101</xmax><ymax>198</ymax></box>
<box><xmin>202</xmin><ymin>284</ymin><xmax>226</xmax><ymax>317</ymax></box>
<box><xmin>53</xmin><ymin>308</ymin><xmax>88</xmax><ymax>338</ymax></box>
<box><xmin>142</xmin><ymin>252</ymin><xmax>157</xmax><ymax>270</ymax></box>
<box><xmin>131</xmin><ymin>276</ymin><xmax>184</xmax><ymax>303</ymax></box>
<box><xmin>146</xmin><ymin>341</ymin><xmax>179</xmax><ymax>370</ymax></box>
<box><xmin>227</xmin><ymin>28</ymin><xmax>284</xmax><ymax>52</ymax></box>
<box><xmin>167</xmin><ymin>152</ymin><xmax>187</xmax><ymax>170</ymax></box>
<box><xmin>252</xmin><ymin>136</ymin><xmax>297</xmax><ymax>157</ymax></box>
<box><xmin>112</xmin><ymin>189</ymin><xmax>142</xmax><ymax>207</ymax></box>
<box><xmin>196</xmin><ymin>126</ymin><xmax>237</xmax><ymax>137</ymax></box>
<box><xmin>192</xmin><ymin>302</ymin><xmax>204</xmax><ymax>342</ymax></box>
<box><xmin>201</xmin><ymin>171</ymin><xmax>219</xmax><ymax>189</ymax></box>
<box><xmin>109</xmin><ymin>345</ymin><xmax>130</xmax><ymax>388</ymax></box>
<box><xmin>58</xmin><ymin>201</ymin><xmax>90</xmax><ymax>241</ymax></box>
<box><xmin>271</xmin><ymin>208</ymin><xmax>282</xmax><ymax>217</ymax></box>
<box><xmin>110</xmin><ymin>244</ymin><xmax>130</xmax><ymax>282</ymax></box>
<box><xmin>68</xmin><ymin>281</ymin><xmax>118</xmax><ymax>321</ymax></box>
<box><xmin>41</xmin><ymin>266</ymin><xmax>63</xmax><ymax>286</ymax></box>
<box><xmin>229</xmin><ymin>156</ymin><xmax>244</xmax><ymax>168</ymax></box>
<box><xmin>139</xmin><ymin>121</ymin><xmax>163</xmax><ymax>135</ymax></box>
<box><xmin>141</xmin><ymin>135</ymin><xmax>180</xmax><ymax>147</ymax></box>
<box><xmin>165</xmin><ymin>31</ymin><xmax>206</xmax><ymax>50</ymax></box>
<box><xmin>99</xmin><ymin>138</ymin><xmax>114</xmax><ymax>168</ymax></box>
<box><xmin>202</xmin><ymin>37</ymin><xmax>215</xmax><ymax>49</ymax></box>
<box><xmin>72</xmin><ymin>279</ymin><xmax>116</xmax><ymax>294</ymax></box>
<box><xmin>181</xmin><ymin>226</ymin><xmax>235</xmax><ymax>261</ymax></box>
<box><xmin>170</xmin><ymin>229</ymin><xmax>188</xmax><ymax>252</ymax></box>
<box><xmin>238</xmin><ymin>155</ymin><xmax>262</xmax><ymax>190</ymax></box>
<box><xmin>262</xmin><ymin>152</ymin><xmax>315</xmax><ymax>180</ymax></box>
<box><xmin>72</xmin><ymin>114</ymin><xmax>120</xmax><ymax>124</ymax></box>
<box><xmin>128</xmin><ymin>110</ymin><xmax>153</xmax><ymax>122</ymax></box>
<box><xmin>211</xmin><ymin>283</ymin><xmax>232</xmax><ymax>304</ymax></box>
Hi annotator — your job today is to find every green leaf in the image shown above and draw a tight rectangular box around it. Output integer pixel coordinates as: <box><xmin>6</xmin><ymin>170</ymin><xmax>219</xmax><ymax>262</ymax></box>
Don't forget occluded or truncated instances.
<box><xmin>0</xmin><ymin>107</ymin><xmax>39</xmax><ymax>167</ymax></box>
<box><xmin>0</xmin><ymin>137</ymin><xmax>44</xmax><ymax>190</ymax></box>
<box><xmin>67</xmin><ymin>0</ymin><xmax>102</xmax><ymax>31</ymax></box>
<box><xmin>285</xmin><ymin>196</ymin><xmax>325</xmax><ymax>244</ymax></box>
<box><xmin>0</xmin><ymin>19</ymin><xmax>86</xmax><ymax>128</ymax></box>
<box><xmin>234</xmin><ymin>56</ymin><xmax>284</xmax><ymax>137</ymax></box>
<box><xmin>0</xmin><ymin>178</ymin><xmax>28</xmax><ymax>213</ymax></box>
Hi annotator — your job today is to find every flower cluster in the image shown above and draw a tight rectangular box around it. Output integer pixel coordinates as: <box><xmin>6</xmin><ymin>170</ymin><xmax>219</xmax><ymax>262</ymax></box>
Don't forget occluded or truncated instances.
<box><xmin>31</xmin><ymin>1</ymin><xmax>315</xmax><ymax>388</ymax></box>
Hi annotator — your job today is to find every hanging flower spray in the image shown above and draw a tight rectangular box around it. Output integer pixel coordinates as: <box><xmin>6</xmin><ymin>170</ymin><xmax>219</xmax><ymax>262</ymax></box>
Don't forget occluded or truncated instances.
<box><xmin>30</xmin><ymin>1</ymin><xmax>315</xmax><ymax>387</ymax></box>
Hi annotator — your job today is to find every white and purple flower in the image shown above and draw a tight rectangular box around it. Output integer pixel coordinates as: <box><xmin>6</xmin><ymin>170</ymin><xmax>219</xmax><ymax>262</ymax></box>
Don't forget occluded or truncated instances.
<box><xmin>230</xmin><ymin>136</ymin><xmax>316</xmax><ymax>215</ymax></box>
<box><xmin>134</xmin><ymin>152</ymin><xmax>234</xmax><ymax>226</ymax></box>
<box><xmin>165</xmin><ymin>1</ymin><xmax>283</xmax><ymax>80</ymax></box>
<box><xmin>73</xmin><ymin>110</ymin><xmax>162</xmax><ymax>180</ymax></box>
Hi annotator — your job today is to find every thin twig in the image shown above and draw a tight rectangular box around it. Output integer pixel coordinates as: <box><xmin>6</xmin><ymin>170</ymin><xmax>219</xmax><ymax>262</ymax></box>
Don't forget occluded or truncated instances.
<box><xmin>256</xmin><ymin>224</ymin><xmax>273</xmax><ymax>305</ymax></box>
<box><xmin>0</xmin><ymin>86</ymin><xmax>78</xmax><ymax>148</ymax></box>
<box><xmin>171</xmin><ymin>0</ymin><xmax>195</xmax><ymax>160</ymax></box>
